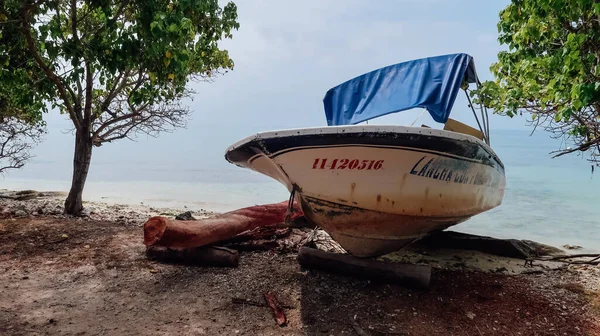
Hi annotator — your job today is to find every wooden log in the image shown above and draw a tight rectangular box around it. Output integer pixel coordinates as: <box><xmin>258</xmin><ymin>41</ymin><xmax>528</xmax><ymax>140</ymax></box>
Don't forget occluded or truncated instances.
<box><xmin>416</xmin><ymin>231</ymin><xmax>564</xmax><ymax>259</ymax></box>
<box><xmin>143</xmin><ymin>201</ymin><xmax>304</xmax><ymax>249</ymax></box>
<box><xmin>297</xmin><ymin>247</ymin><xmax>431</xmax><ymax>289</ymax></box>
<box><xmin>145</xmin><ymin>246</ymin><xmax>239</xmax><ymax>267</ymax></box>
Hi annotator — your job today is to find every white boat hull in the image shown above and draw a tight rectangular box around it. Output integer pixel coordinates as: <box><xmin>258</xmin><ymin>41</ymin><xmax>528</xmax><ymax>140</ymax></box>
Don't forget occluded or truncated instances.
<box><xmin>225</xmin><ymin>125</ymin><xmax>506</xmax><ymax>257</ymax></box>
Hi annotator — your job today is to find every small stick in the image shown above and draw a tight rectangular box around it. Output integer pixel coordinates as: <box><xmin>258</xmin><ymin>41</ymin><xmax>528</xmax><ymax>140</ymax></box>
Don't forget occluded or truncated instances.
<box><xmin>263</xmin><ymin>293</ymin><xmax>286</xmax><ymax>327</ymax></box>
<box><xmin>547</xmin><ymin>253</ymin><xmax>600</xmax><ymax>260</ymax></box>
<box><xmin>589</xmin><ymin>255</ymin><xmax>600</xmax><ymax>263</ymax></box>
<box><xmin>531</xmin><ymin>254</ymin><xmax>600</xmax><ymax>266</ymax></box>
<box><xmin>350</xmin><ymin>315</ymin><xmax>370</xmax><ymax>336</ymax></box>
<box><xmin>232</xmin><ymin>298</ymin><xmax>264</xmax><ymax>307</ymax></box>
<box><xmin>568</xmin><ymin>258</ymin><xmax>599</xmax><ymax>266</ymax></box>
<box><xmin>44</xmin><ymin>236</ymin><xmax>69</xmax><ymax>245</ymax></box>
<box><xmin>232</xmin><ymin>297</ymin><xmax>295</xmax><ymax>309</ymax></box>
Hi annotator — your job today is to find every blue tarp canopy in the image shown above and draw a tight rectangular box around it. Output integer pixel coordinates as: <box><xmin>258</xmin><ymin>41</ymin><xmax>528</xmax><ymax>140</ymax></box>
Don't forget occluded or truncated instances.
<box><xmin>323</xmin><ymin>53</ymin><xmax>479</xmax><ymax>126</ymax></box>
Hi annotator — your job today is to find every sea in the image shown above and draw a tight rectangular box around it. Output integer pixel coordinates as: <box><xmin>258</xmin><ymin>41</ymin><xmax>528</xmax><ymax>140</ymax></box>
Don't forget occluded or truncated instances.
<box><xmin>1</xmin><ymin>129</ymin><xmax>599</xmax><ymax>252</ymax></box>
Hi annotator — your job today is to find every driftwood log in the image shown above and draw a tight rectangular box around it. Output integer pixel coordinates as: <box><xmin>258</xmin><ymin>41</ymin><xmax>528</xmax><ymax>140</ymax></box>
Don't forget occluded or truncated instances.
<box><xmin>416</xmin><ymin>231</ymin><xmax>564</xmax><ymax>259</ymax></box>
<box><xmin>297</xmin><ymin>247</ymin><xmax>431</xmax><ymax>289</ymax></box>
<box><xmin>145</xmin><ymin>246</ymin><xmax>240</xmax><ymax>267</ymax></box>
<box><xmin>143</xmin><ymin>201</ymin><xmax>304</xmax><ymax>249</ymax></box>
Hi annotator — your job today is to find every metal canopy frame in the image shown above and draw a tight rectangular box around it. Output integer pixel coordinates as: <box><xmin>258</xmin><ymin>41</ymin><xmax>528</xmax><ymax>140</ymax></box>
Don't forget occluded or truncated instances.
<box><xmin>463</xmin><ymin>82</ymin><xmax>491</xmax><ymax>145</ymax></box>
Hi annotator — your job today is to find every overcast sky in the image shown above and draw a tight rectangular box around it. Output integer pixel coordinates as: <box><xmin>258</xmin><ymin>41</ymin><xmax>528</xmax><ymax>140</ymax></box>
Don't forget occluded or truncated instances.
<box><xmin>23</xmin><ymin>0</ymin><xmax>525</xmax><ymax>170</ymax></box>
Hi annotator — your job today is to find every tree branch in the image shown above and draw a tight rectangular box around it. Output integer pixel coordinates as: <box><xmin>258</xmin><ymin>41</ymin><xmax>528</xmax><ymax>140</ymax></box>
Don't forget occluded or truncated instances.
<box><xmin>97</xmin><ymin>69</ymin><xmax>130</xmax><ymax>120</ymax></box>
<box><xmin>21</xmin><ymin>3</ymin><xmax>82</xmax><ymax>131</ymax></box>
<box><xmin>70</xmin><ymin>0</ymin><xmax>78</xmax><ymax>43</ymax></box>
<box><xmin>92</xmin><ymin>69</ymin><xmax>145</xmax><ymax>137</ymax></box>
<box><xmin>93</xmin><ymin>111</ymin><xmax>138</xmax><ymax>138</ymax></box>
<box><xmin>99</xmin><ymin>115</ymin><xmax>153</xmax><ymax>143</ymax></box>
<box><xmin>31</xmin><ymin>0</ymin><xmax>47</xmax><ymax>8</ymax></box>
<box><xmin>0</xmin><ymin>118</ymin><xmax>44</xmax><ymax>174</ymax></box>
<box><xmin>93</xmin><ymin>100</ymin><xmax>189</xmax><ymax>145</ymax></box>
<box><xmin>82</xmin><ymin>0</ymin><xmax>130</xmax><ymax>40</ymax></box>
<box><xmin>55</xmin><ymin>0</ymin><xmax>79</xmax><ymax>106</ymax></box>
<box><xmin>76</xmin><ymin>70</ymin><xmax>83</xmax><ymax>109</ymax></box>
<box><xmin>103</xmin><ymin>71</ymin><xmax>126</xmax><ymax>106</ymax></box>
<box><xmin>551</xmin><ymin>138</ymin><xmax>597</xmax><ymax>158</ymax></box>
<box><xmin>83</xmin><ymin>60</ymin><xmax>93</xmax><ymax>124</ymax></box>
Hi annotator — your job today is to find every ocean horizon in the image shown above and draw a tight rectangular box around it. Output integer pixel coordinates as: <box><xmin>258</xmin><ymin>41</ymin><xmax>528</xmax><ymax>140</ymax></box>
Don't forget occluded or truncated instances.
<box><xmin>1</xmin><ymin>128</ymin><xmax>598</xmax><ymax>252</ymax></box>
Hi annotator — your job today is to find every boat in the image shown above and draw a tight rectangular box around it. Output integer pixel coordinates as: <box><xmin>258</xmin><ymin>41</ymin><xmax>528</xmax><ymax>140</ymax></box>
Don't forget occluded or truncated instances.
<box><xmin>224</xmin><ymin>53</ymin><xmax>506</xmax><ymax>257</ymax></box>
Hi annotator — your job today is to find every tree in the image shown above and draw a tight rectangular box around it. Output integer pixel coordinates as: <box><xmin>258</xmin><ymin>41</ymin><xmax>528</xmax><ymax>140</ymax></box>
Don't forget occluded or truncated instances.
<box><xmin>473</xmin><ymin>0</ymin><xmax>600</xmax><ymax>163</ymax></box>
<box><xmin>0</xmin><ymin>5</ymin><xmax>48</xmax><ymax>173</ymax></box>
<box><xmin>2</xmin><ymin>0</ymin><xmax>239</xmax><ymax>214</ymax></box>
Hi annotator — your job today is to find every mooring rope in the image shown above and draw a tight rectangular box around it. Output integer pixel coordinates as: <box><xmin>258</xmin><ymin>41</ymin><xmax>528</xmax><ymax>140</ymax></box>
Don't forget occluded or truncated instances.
<box><xmin>284</xmin><ymin>184</ymin><xmax>298</xmax><ymax>224</ymax></box>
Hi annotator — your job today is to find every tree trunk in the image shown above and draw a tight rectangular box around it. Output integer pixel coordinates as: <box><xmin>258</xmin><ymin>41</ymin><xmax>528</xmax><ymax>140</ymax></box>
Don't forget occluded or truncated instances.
<box><xmin>64</xmin><ymin>131</ymin><xmax>93</xmax><ymax>215</ymax></box>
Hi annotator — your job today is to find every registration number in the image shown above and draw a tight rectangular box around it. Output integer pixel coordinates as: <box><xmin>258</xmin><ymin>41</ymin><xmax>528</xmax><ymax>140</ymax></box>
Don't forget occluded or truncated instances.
<box><xmin>312</xmin><ymin>158</ymin><xmax>384</xmax><ymax>170</ymax></box>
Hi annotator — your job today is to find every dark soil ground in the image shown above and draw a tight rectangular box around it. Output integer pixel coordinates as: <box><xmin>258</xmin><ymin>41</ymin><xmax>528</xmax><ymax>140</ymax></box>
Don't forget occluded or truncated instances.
<box><xmin>0</xmin><ymin>216</ymin><xmax>599</xmax><ymax>336</ymax></box>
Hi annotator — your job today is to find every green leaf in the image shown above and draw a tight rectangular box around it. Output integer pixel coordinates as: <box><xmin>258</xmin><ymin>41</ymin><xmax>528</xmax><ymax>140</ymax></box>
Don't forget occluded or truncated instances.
<box><xmin>554</xmin><ymin>113</ymin><xmax>562</xmax><ymax>122</ymax></box>
<box><xmin>469</xmin><ymin>0</ymin><xmax>600</xmax><ymax>161</ymax></box>
<box><xmin>1</xmin><ymin>0</ymin><xmax>240</xmax><ymax>203</ymax></box>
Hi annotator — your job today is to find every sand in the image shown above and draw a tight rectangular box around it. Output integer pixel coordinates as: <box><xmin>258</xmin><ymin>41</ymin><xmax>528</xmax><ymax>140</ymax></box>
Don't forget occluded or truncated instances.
<box><xmin>0</xmin><ymin>191</ymin><xmax>599</xmax><ymax>335</ymax></box>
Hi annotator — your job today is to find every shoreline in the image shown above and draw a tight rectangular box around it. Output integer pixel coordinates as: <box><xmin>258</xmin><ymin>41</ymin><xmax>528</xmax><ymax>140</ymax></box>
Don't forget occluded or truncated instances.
<box><xmin>1</xmin><ymin>187</ymin><xmax>598</xmax><ymax>254</ymax></box>
<box><xmin>0</xmin><ymin>188</ymin><xmax>218</xmax><ymax>225</ymax></box>
<box><xmin>0</xmin><ymin>177</ymin><xmax>290</xmax><ymax>214</ymax></box>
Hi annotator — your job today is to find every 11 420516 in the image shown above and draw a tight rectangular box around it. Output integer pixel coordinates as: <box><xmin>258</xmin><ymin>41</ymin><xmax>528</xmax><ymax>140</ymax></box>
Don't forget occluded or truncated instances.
<box><xmin>312</xmin><ymin>158</ymin><xmax>384</xmax><ymax>170</ymax></box>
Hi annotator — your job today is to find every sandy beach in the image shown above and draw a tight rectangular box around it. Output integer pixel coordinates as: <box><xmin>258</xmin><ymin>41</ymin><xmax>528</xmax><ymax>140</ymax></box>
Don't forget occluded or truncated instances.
<box><xmin>0</xmin><ymin>191</ymin><xmax>598</xmax><ymax>335</ymax></box>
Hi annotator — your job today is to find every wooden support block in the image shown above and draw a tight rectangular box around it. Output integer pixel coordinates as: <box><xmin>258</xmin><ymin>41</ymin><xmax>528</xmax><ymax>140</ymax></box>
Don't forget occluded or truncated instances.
<box><xmin>145</xmin><ymin>246</ymin><xmax>240</xmax><ymax>267</ymax></box>
<box><xmin>297</xmin><ymin>247</ymin><xmax>431</xmax><ymax>289</ymax></box>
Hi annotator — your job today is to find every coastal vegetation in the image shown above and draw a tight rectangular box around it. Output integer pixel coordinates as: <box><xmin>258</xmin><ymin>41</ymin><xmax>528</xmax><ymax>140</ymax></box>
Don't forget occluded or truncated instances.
<box><xmin>474</xmin><ymin>0</ymin><xmax>600</xmax><ymax>163</ymax></box>
<box><xmin>0</xmin><ymin>0</ymin><xmax>239</xmax><ymax>214</ymax></box>
<box><xmin>0</xmin><ymin>7</ymin><xmax>47</xmax><ymax>174</ymax></box>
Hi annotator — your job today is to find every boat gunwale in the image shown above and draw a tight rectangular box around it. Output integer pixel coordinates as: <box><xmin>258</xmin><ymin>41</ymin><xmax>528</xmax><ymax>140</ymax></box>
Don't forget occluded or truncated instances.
<box><xmin>226</xmin><ymin>125</ymin><xmax>490</xmax><ymax>151</ymax></box>
<box><xmin>225</xmin><ymin>125</ymin><xmax>505</xmax><ymax>172</ymax></box>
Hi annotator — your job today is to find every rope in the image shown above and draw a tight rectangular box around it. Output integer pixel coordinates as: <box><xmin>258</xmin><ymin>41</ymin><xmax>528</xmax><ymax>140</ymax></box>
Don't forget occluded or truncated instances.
<box><xmin>410</xmin><ymin>109</ymin><xmax>427</xmax><ymax>126</ymax></box>
<box><xmin>284</xmin><ymin>184</ymin><xmax>298</xmax><ymax>224</ymax></box>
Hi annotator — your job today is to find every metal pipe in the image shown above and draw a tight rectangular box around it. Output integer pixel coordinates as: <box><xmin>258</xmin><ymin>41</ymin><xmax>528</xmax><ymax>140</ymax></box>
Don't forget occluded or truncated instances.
<box><xmin>464</xmin><ymin>91</ymin><xmax>489</xmax><ymax>144</ymax></box>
